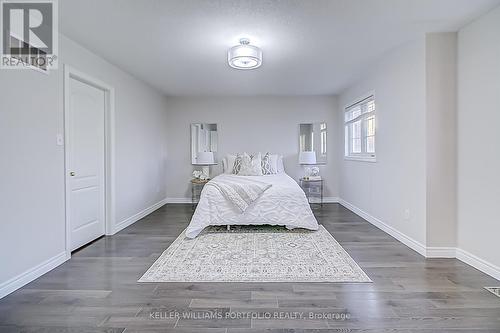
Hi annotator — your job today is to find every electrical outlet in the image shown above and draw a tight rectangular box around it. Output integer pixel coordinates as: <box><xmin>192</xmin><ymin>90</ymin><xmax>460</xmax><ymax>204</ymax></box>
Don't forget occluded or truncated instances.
<box><xmin>56</xmin><ymin>133</ymin><xmax>64</xmax><ymax>146</ymax></box>
<box><xmin>404</xmin><ymin>209</ymin><xmax>410</xmax><ymax>220</ymax></box>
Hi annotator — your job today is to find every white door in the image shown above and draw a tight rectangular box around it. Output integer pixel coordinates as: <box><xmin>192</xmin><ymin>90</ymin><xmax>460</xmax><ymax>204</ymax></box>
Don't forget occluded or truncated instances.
<box><xmin>67</xmin><ymin>77</ymin><xmax>106</xmax><ymax>251</ymax></box>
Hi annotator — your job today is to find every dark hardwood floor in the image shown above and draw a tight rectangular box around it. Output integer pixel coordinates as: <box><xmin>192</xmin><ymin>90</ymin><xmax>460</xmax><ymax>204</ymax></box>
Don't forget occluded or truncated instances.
<box><xmin>1</xmin><ymin>203</ymin><xmax>499</xmax><ymax>332</ymax></box>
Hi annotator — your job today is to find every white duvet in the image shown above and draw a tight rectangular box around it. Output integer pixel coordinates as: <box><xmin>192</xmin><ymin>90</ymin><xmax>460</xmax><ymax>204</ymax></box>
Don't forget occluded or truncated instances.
<box><xmin>186</xmin><ymin>173</ymin><xmax>319</xmax><ymax>238</ymax></box>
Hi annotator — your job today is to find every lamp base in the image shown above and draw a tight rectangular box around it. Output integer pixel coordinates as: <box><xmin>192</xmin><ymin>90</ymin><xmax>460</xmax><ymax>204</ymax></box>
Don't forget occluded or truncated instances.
<box><xmin>302</xmin><ymin>166</ymin><xmax>320</xmax><ymax>179</ymax></box>
<box><xmin>201</xmin><ymin>166</ymin><xmax>210</xmax><ymax>179</ymax></box>
<box><xmin>303</xmin><ymin>166</ymin><xmax>312</xmax><ymax>178</ymax></box>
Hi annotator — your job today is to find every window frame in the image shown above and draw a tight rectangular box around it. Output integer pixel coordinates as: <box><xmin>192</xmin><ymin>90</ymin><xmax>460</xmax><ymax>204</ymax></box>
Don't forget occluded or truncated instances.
<box><xmin>344</xmin><ymin>92</ymin><xmax>377</xmax><ymax>163</ymax></box>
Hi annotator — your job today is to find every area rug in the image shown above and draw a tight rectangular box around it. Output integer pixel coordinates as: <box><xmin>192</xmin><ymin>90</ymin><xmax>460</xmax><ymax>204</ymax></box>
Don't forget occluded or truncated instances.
<box><xmin>138</xmin><ymin>225</ymin><xmax>371</xmax><ymax>283</ymax></box>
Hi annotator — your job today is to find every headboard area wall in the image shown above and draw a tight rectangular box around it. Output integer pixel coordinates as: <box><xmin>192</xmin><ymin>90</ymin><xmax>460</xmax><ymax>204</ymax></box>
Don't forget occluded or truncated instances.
<box><xmin>165</xmin><ymin>96</ymin><xmax>340</xmax><ymax>201</ymax></box>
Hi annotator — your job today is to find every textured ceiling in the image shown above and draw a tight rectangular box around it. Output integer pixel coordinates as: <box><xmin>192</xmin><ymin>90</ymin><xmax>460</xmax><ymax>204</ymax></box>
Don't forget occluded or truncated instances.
<box><xmin>60</xmin><ymin>0</ymin><xmax>500</xmax><ymax>96</ymax></box>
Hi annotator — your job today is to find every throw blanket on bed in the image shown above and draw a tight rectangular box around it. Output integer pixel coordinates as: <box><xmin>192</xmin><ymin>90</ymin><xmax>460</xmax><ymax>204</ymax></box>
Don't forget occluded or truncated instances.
<box><xmin>205</xmin><ymin>175</ymin><xmax>272</xmax><ymax>213</ymax></box>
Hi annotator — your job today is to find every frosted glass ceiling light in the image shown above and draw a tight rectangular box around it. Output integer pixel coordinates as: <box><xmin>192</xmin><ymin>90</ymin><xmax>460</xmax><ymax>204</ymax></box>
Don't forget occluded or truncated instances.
<box><xmin>228</xmin><ymin>38</ymin><xmax>262</xmax><ymax>70</ymax></box>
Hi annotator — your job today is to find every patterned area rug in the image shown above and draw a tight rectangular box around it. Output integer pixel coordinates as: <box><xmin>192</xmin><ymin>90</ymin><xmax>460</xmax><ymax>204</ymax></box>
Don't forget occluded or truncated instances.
<box><xmin>138</xmin><ymin>225</ymin><xmax>371</xmax><ymax>283</ymax></box>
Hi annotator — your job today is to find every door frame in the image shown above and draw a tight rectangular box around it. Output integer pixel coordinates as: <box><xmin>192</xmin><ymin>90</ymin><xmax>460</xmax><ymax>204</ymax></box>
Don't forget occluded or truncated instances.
<box><xmin>63</xmin><ymin>64</ymin><xmax>115</xmax><ymax>257</ymax></box>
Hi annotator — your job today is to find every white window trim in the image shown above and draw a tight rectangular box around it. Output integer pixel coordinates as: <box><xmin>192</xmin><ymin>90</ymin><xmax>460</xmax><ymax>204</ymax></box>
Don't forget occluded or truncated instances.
<box><xmin>344</xmin><ymin>91</ymin><xmax>377</xmax><ymax>163</ymax></box>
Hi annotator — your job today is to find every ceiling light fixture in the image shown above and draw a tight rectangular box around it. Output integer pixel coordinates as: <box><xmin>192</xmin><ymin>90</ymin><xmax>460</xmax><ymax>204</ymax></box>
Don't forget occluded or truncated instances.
<box><xmin>227</xmin><ymin>38</ymin><xmax>262</xmax><ymax>70</ymax></box>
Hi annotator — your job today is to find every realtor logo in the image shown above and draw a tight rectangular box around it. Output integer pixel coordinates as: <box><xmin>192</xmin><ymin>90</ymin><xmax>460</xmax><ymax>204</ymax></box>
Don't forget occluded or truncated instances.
<box><xmin>1</xmin><ymin>0</ymin><xmax>58</xmax><ymax>70</ymax></box>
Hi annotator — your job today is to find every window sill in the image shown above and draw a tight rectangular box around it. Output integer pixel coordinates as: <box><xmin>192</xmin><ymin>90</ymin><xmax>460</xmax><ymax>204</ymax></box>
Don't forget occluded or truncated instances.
<box><xmin>344</xmin><ymin>156</ymin><xmax>377</xmax><ymax>163</ymax></box>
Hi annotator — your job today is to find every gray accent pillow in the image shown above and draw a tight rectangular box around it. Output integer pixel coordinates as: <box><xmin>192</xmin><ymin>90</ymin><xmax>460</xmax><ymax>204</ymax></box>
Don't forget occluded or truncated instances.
<box><xmin>261</xmin><ymin>152</ymin><xmax>273</xmax><ymax>175</ymax></box>
<box><xmin>232</xmin><ymin>154</ymin><xmax>243</xmax><ymax>174</ymax></box>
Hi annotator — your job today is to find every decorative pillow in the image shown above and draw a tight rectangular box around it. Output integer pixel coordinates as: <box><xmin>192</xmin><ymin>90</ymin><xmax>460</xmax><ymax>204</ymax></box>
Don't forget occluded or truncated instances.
<box><xmin>238</xmin><ymin>152</ymin><xmax>263</xmax><ymax>176</ymax></box>
<box><xmin>261</xmin><ymin>152</ymin><xmax>273</xmax><ymax>175</ymax></box>
<box><xmin>232</xmin><ymin>154</ymin><xmax>243</xmax><ymax>174</ymax></box>
<box><xmin>268</xmin><ymin>154</ymin><xmax>279</xmax><ymax>174</ymax></box>
<box><xmin>224</xmin><ymin>154</ymin><xmax>237</xmax><ymax>174</ymax></box>
<box><xmin>276</xmin><ymin>155</ymin><xmax>285</xmax><ymax>173</ymax></box>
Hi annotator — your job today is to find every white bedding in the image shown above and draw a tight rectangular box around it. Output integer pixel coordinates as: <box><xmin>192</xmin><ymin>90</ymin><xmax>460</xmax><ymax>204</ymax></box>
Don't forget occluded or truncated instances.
<box><xmin>186</xmin><ymin>173</ymin><xmax>319</xmax><ymax>238</ymax></box>
<box><xmin>205</xmin><ymin>175</ymin><xmax>272</xmax><ymax>213</ymax></box>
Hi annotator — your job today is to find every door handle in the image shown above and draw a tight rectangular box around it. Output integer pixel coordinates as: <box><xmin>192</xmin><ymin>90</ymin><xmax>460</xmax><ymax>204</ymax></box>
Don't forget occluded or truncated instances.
<box><xmin>70</xmin><ymin>172</ymin><xmax>75</xmax><ymax>176</ymax></box>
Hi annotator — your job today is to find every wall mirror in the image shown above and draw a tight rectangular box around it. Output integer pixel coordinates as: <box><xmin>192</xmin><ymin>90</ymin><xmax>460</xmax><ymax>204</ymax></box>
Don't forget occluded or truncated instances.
<box><xmin>191</xmin><ymin>123</ymin><xmax>218</xmax><ymax>164</ymax></box>
<box><xmin>299</xmin><ymin>122</ymin><xmax>327</xmax><ymax>164</ymax></box>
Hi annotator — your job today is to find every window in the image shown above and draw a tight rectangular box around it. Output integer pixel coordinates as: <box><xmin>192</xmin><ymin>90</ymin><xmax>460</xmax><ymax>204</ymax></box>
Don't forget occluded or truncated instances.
<box><xmin>344</xmin><ymin>95</ymin><xmax>376</xmax><ymax>161</ymax></box>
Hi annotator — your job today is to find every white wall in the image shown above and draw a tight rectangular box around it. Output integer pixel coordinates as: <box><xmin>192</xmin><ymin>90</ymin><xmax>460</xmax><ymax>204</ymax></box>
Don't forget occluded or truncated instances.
<box><xmin>0</xmin><ymin>34</ymin><xmax>169</xmax><ymax>297</ymax></box>
<box><xmin>425</xmin><ymin>33</ymin><xmax>457</xmax><ymax>248</ymax></box>
<box><xmin>457</xmin><ymin>6</ymin><xmax>500</xmax><ymax>269</ymax></box>
<box><xmin>165</xmin><ymin>96</ymin><xmax>339</xmax><ymax>200</ymax></box>
<box><xmin>337</xmin><ymin>19</ymin><xmax>500</xmax><ymax>279</ymax></box>
<box><xmin>0</xmin><ymin>60</ymin><xmax>65</xmax><ymax>296</ymax></box>
<box><xmin>60</xmin><ymin>36</ymin><xmax>169</xmax><ymax>225</ymax></box>
<box><xmin>338</xmin><ymin>38</ymin><xmax>427</xmax><ymax>246</ymax></box>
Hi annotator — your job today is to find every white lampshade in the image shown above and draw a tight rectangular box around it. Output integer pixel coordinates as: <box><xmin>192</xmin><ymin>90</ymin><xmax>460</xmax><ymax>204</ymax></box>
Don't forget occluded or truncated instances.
<box><xmin>195</xmin><ymin>151</ymin><xmax>215</xmax><ymax>165</ymax></box>
<box><xmin>299</xmin><ymin>151</ymin><xmax>317</xmax><ymax>165</ymax></box>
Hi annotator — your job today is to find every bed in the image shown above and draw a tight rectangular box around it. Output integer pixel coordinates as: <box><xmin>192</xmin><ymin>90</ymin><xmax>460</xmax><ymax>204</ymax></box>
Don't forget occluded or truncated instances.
<box><xmin>185</xmin><ymin>172</ymin><xmax>319</xmax><ymax>238</ymax></box>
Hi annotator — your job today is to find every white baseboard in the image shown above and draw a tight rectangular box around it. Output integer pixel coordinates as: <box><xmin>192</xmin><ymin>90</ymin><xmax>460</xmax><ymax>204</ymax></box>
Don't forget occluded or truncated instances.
<box><xmin>0</xmin><ymin>251</ymin><xmax>69</xmax><ymax>299</ymax></box>
<box><xmin>338</xmin><ymin>198</ymin><xmax>500</xmax><ymax>281</ymax></box>
<box><xmin>113</xmin><ymin>198</ymin><xmax>168</xmax><ymax>234</ymax></box>
<box><xmin>166</xmin><ymin>197</ymin><xmax>192</xmax><ymax>204</ymax></box>
<box><xmin>0</xmin><ymin>198</ymin><xmax>168</xmax><ymax>300</ymax></box>
<box><xmin>2</xmin><ymin>198</ymin><xmax>497</xmax><ymax>302</ymax></box>
<box><xmin>456</xmin><ymin>248</ymin><xmax>500</xmax><ymax>281</ymax></box>
<box><xmin>338</xmin><ymin>198</ymin><xmax>427</xmax><ymax>256</ymax></box>
<box><xmin>425</xmin><ymin>247</ymin><xmax>457</xmax><ymax>258</ymax></box>
<box><xmin>322</xmin><ymin>197</ymin><xmax>339</xmax><ymax>203</ymax></box>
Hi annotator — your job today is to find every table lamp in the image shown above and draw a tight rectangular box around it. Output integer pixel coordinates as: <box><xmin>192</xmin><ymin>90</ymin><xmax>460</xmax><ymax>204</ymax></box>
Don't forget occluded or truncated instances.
<box><xmin>299</xmin><ymin>151</ymin><xmax>318</xmax><ymax>179</ymax></box>
<box><xmin>194</xmin><ymin>151</ymin><xmax>216</xmax><ymax>179</ymax></box>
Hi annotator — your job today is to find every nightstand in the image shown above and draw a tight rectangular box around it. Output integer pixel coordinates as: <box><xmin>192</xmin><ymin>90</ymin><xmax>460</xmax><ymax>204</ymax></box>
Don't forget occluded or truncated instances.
<box><xmin>191</xmin><ymin>179</ymin><xmax>209</xmax><ymax>209</ymax></box>
<box><xmin>299</xmin><ymin>178</ymin><xmax>323</xmax><ymax>207</ymax></box>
